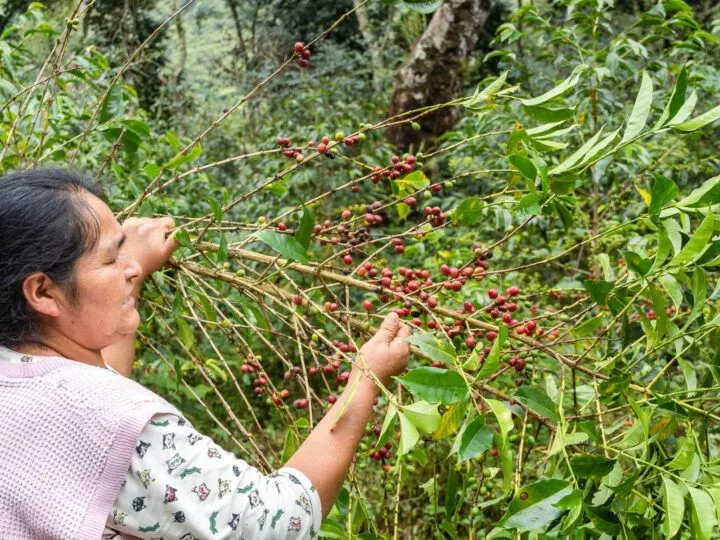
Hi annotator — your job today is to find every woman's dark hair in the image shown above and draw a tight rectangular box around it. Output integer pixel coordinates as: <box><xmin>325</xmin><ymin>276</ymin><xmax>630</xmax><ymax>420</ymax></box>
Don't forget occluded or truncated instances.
<box><xmin>0</xmin><ymin>168</ymin><xmax>106</xmax><ymax>348</ymax></box>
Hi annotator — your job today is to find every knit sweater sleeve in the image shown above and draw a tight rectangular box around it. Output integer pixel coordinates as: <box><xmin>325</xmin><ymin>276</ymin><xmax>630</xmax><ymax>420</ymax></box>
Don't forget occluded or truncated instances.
<box><xmin>104</xmin><ymin>413</ymin><xmax>322</xmax><ymax>540</ymax></box>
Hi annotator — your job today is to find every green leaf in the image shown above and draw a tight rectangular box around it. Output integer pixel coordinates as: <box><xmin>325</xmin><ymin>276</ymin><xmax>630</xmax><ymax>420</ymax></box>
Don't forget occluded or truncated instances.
<box><xmin>484</xmin><ymin>398</ymin><xmax>514</xmax><ymax>445</ymax></box>
<box><xmin>579</xmin><ymin>127</ymin><xmax>620</xmax><ymax>167</ymax></box>
<box><xmin>572</xmin><ymin>314</ymin><xmax>605</xmax><ymax>337</ymax></box>
<box><xmin>689</xmin><ymin>486</ymin><xmax>717</xmax><ymax>540</ymax></box>
<box><xmin>434</xmin><ymin>400</ymin><xmax>468</xmax><ymax>440</ymax></box>
<box><xmin>397</xmin><ymin>411</ymin><xmax>420</xmax><ymax>456</ymax></box>
<box><xmin>620</xmin><ymin>250</ymin><xmax>652</xmax><ymax>276</ymax></box>
<box><xmin>621</xmin><ymin>72</ymin><xmax>654</xmax><ymax>144</ymax></box>
<box><xmin>673</xmin><ymin>103</ymin><xmax>720</xmax><ymax>132</ymax></box>
<box><xmin>499</xmin><ymin>479</ymin><xmax>573</xmax><ymax>532</ymax></box>
<box><xmin>569</xmin><ymin>455</ymin><xmax>616</xmax><ymax>478</ymax></box>
<box><xmin>662</xmin><ymin>476</ymin><xmax>684</xmax><ymax>538</ymax></box>
<box><xmin>553</xmin><ymin>200</ymin><xmax>574</xmax><ymax>229</ymax></box>
<box><xmin>674</xmin><ymin>175</ymin><xmax>720</xmax><ymax>208</ymax></box>
<box><xmin>295</xmin><ymin>207</ymin><xmax>315</xmax><ymax>249</ymax></box>
<box><xmin>513</xmin><ymin>386</ymin><xmax>559</xmax><ymax>423</ymax></box>
<box><xmin>402</xmin><ymin>400</ymin><xmax>441</xmax><ymax>434</ymax></box>
<box><xmin>584</xmin><ymin>280</ymin><xmax>614</xmax><ymax>306</ymax></box>
<box><xmin>687</xmin><ymin>266</ymin><xmax>707</xmax><ymax>324</ymax></box>
<box><xmin>549</xmin><ymin>128</ymin><xmax>603</xmax><ymax>175</ymax></box>
<box><xmin>465</xmin><ymin>70</ymin><xmax>508</xmax><ymax>108</ymax></box>
<box><xmin>649</xmin><ymin>175</ymin><xmax>679</xmax><ymax>216</ymax></box>
<box><xmin>523</xmin><ymin>105</ymin><xmax>576</xmax><ymax>123</ymax></box>
<box><xmin>406</xmin><ymin>333</ymin><xmax>456</xmax><ymax>365</ymax></box>
<box><xmin>655</xmin><ymin>67</ymin><xmax>688</xmax><ymax>129</ymax></box>
<box><xmin>509</xmin><ymin>154</ymin><xmax>537</xmax><ymax>181</ymax></box>
<box><xmin>517</xmin><ymin>193</ymin><xmax>540</xmax><ymax>216</ymax></box>
<box><xmin>395</xmin><ymin>367</ymin><xmax>468</xmax><ymax>405</ymax></box>
<box><xmin>175</xmin><ymin>318</ymin><xmax>195</xmax><ymax>349</ymax></box>
<box><xmin>453</xmin><ymin>197</ymin><xmax>484</xmax><ymax>226</ymax></box>
<box><xmin>668</xmin><ymin>436</ymin><xmax>695</xmax><ymax>470</ymax></box>
<box><xmin>99</xmin><ymin>84</ymin><xmax>124</xmax><ymax>124</ymax></box>
<box><xmin>521</xmin><ymin>68</ymin><xmax>582</xmax><ymax>107</ymax></box>
<box><xmin>395</xmin><ymin>169</ymin><xmax>430</xmax><ymax>192</ymax></box>
<box><xmin>254</xmin><ymin>229</ymin><xmax>309</xmax><ymax>263</ymax></box>
<box><xmin>477</xmin><ymin>324</ymin><xmax>508</xmax><ymax>379</ymax></box>
<box><xmin>457</xmin><ymin>417</ymin><xmax>494</xmax><ymax>463</ymax></box>
<box><xmin>207</xmin><ymin>196</ymin><xmax>223</xmax><ymax>223</ymax></box>
<box><xmin>671</xmin><ymin>211</ymin><xmax>714</xmax><ymax>267</ymax></box>
<box><xmin>165</xmin><ymin>144</ymin><xmax>202</xmax><ymax>170</ymax></box>
<box><xmin>374</xmin><ymin>404</ymin><xmax>398</xmax><ymax>450</ymax></box>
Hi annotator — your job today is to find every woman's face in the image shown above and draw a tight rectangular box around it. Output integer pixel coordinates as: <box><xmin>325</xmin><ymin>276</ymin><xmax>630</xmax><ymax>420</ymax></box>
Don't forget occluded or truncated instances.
<box><xmin>52</xmin><ymin>194</ymin><xmax>143</xmax><ymax>350</ymax></box>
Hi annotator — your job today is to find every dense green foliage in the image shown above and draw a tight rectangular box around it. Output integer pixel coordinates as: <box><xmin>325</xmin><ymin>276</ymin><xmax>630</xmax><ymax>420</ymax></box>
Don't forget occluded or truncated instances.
<box><xmin>2</xmin><ymin>0</ymin><xmax>720</xmax><ymax>537</ymax></box>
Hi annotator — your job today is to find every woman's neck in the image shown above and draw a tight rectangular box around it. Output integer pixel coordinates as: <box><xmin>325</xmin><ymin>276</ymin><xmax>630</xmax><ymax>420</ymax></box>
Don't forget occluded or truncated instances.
<box><xmin>14</xmin><ymin>336</ymin><xmax>106</xmax><ymax>369</ymax></box>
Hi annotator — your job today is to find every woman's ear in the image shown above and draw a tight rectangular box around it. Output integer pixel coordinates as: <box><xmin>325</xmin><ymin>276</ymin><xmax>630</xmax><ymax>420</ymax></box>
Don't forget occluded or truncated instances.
<box><xmin>21</xmin><ymin>273</ymin><xmax>63</xmax><ymax>318</ymax></box>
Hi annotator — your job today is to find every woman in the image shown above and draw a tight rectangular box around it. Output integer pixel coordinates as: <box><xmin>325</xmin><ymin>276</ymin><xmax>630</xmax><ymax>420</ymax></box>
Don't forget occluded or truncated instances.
<box><xmin>0</xmin><ymin>168</ymin><xmax>410</xmax><ymax>539</ymax></box>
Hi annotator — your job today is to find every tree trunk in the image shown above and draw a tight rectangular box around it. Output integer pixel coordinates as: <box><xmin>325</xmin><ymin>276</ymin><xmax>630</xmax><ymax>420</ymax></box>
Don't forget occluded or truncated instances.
<box><xmin>387</xmin><ymin>0</ymin><xmax>492</xmax><ymax>151</ymax></box>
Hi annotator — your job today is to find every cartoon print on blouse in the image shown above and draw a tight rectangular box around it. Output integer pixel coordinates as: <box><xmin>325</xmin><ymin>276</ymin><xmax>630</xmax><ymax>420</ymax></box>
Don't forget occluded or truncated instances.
<box><xmin>180</xmin><ymin>466</ymin><xmax>201</xmax><ymax>479</ymax></box>
<box><xmin>287</xmin><ymin>473</ymin><xmax>302</xmax><ymax>485</ymax></box>
<box><xmin>136</xmin><ymin>469</ymin><xmax>155</xmax><ymax>489</ymax></box>
<box><xmin>162</xmin><ymin>432</ymin><xmax>176</xmax><ymax>450</ymax></box>
<box><xmin>165</xmin><ymin>453</ymin><xmax>185</xmax><ymax>474</ymax></box>
<box><xmin>177</xmin><ymin>417</ymin><xmax>187</xmax><ymax>426</ymax></box>
<box><xmin>207</xmin><ymin>446</ymin><xmax>221</xmax><ymax>458</ymax></box>
<box><xmin>218</xmin><ymin>477</ymin><xmax>231</xmax><ymax>498</ymax></box>
<box><xmin>257</xmin><ymin>507</ymin><xmax>270</xmax><ymax>530</ymax></box>
<box><xmin>271</xmin><ymin>509</ymin><xmax>284</xmax><ymax>529</ymax></box>
<box><xmin>209</xmin><ymin>511</ymin><xmax>219</xmax><ymax>534</ymax></box>
<box><xmin>136</xmin><ymin>440</ymin><xmax>151</xmax><ymax>458</ymax></box>
<box><xmin>173</xmin><ymin>511</ymin><xmax>186</xmax><ymax>523</ymax></box>
<box><xmin>178</xmin><ymin>533</ymin><xmax>199</xmax><ymax>540</ymax></box>
<box><xmin>310</xmin><ymin>525</ymin><xmax>317</xmax><ymax>538</ymax></box>
<box><xmin>187</xmin><ymin>433</ymin><xmax>202</xmax><ymax>445</ymax></box>
<box><xmin>237</xmin><ymin>481</ymin><xmax>254</xmax><ymax>494</ymax></box>
<box><xmin>150</xmin><ymin>418</ymin><xmax>169</xmax><ymax>427</ymax></box>
<box><xmin>112</xmin><ymin>509</ymin><xmax>127</xmax><ymax>525</ymax></box>
<box><xmin>288</xmin><ymin>516</ymin><xmax>302</xmax><ymax>532</ymax></box>
<box><xmin>164</xmin><ymin>484</ymin><xmax>179</xmax><ymax>504</ymax></box>
<box><xmin>247</xmin><ymin>488</ymin><xmax>263</xmax><ymax>508</ymax></box>
<box><xmin>192</xmin><ymin>482</ymin><xmax>211</xmax><ymax>501</ymax></box>
<box><xmin>131</xmin><ymin>496</ymin><xmax>147</xmax><ymax>512</ymax></box>
<box><xmin>138</xmin><ymin>522</ymin><xmax>160</xmax><ymax>533</ymax></box>
<box><xmin>232</xmin><ymin>464</ymin><xmax>241</xmax><ymax>477</ymax></box>
<box><xmin>296</xmin><ymin>492</ymin><xmax>312</xmax><ymax>514</ymax></box>
<box><xmin>228</xmin><ymin>513</ymin><xmax>241</xmax><ymax>531</ymax></box>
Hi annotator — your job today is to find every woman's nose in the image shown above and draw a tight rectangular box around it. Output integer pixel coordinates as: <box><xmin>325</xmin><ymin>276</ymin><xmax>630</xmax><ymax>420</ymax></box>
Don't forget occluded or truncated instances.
<box><xmin>124</xmin><ymin>257</ymin><xmax>142</xmax><ymax>281</ymax></box>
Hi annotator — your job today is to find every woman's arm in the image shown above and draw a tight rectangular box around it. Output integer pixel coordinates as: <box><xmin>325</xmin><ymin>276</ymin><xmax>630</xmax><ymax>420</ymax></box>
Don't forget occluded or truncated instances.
<box><xmin>286</xmin><ymin>312</ymin><xmax>410</xmax><ymax>518</ymax></box>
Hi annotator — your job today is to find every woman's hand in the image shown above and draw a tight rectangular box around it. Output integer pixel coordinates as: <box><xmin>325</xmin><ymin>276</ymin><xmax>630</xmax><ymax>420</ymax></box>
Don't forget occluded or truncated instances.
<box><xmin>120</xmin><ymin>217</ymin><xmax>178</xmax><ymax>279</ymax></box>
<box><xmin>356</xmin><ymin>312</ymin><xmax>411</xmax><ymax>386</ymax></box>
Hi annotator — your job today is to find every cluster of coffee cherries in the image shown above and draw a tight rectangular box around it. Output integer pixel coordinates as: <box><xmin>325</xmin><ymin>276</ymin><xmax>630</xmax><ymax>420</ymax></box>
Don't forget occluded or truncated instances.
<box><xmin>370</xmin><ymin>154</ymin><xmax>416</xmax><ymax>183</ymax></box>
<box><xmin>370</xmin><ymin>440</ymin><xmax>394</xmax><ymax>472</ymax></box>
<box><xmin>293</xmin><ymin>42</ymin><xmax>312</xmax><ymax>68</ymax></box>
<box><xmin>276</xmin><ymin>136</ymin><xmax>306</xmax><ymax>163</ymax></box>
<box><xmin>507</xmin><ymin>354</ymin><xmax>528</xmax><ymax>372</ymax></box>
<box><xmin>484</xmin><ymin>286</ymin><xmax>543</xmax><ymax>338</ymax></box>
<box><xmin>424</xmin><ymin>205</ymin><xmax>447</xmax><ymax>228</ymax></box>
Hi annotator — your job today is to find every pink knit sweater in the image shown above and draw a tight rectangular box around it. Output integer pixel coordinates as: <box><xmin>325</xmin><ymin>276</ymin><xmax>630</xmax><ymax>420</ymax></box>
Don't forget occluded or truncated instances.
<box><xmin>0</xmin><ymin>353</ymin><xmax>182</xmax><ymax>539</ymax></box>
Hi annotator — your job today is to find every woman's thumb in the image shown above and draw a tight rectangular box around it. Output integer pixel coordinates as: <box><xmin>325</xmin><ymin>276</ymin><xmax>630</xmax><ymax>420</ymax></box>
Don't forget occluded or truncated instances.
<box><xmin>375</xmin><ymin>312</ymin><xmax>400</xmax><ymax>343</ymax></box>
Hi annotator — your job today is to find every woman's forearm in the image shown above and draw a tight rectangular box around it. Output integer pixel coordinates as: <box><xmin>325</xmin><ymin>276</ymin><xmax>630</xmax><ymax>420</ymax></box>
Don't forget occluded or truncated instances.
<box><xmin>285</xmin><ymin>368</ymin><xmax>380</xmax><ymax>519</ymax></box>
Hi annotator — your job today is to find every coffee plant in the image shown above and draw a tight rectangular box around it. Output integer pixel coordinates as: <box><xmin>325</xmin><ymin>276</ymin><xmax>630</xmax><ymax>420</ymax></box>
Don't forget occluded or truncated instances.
<box><xmin>1</xmin><ymin>0</ymin><xmax>719</xmax><ymax>537</ymax></box>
